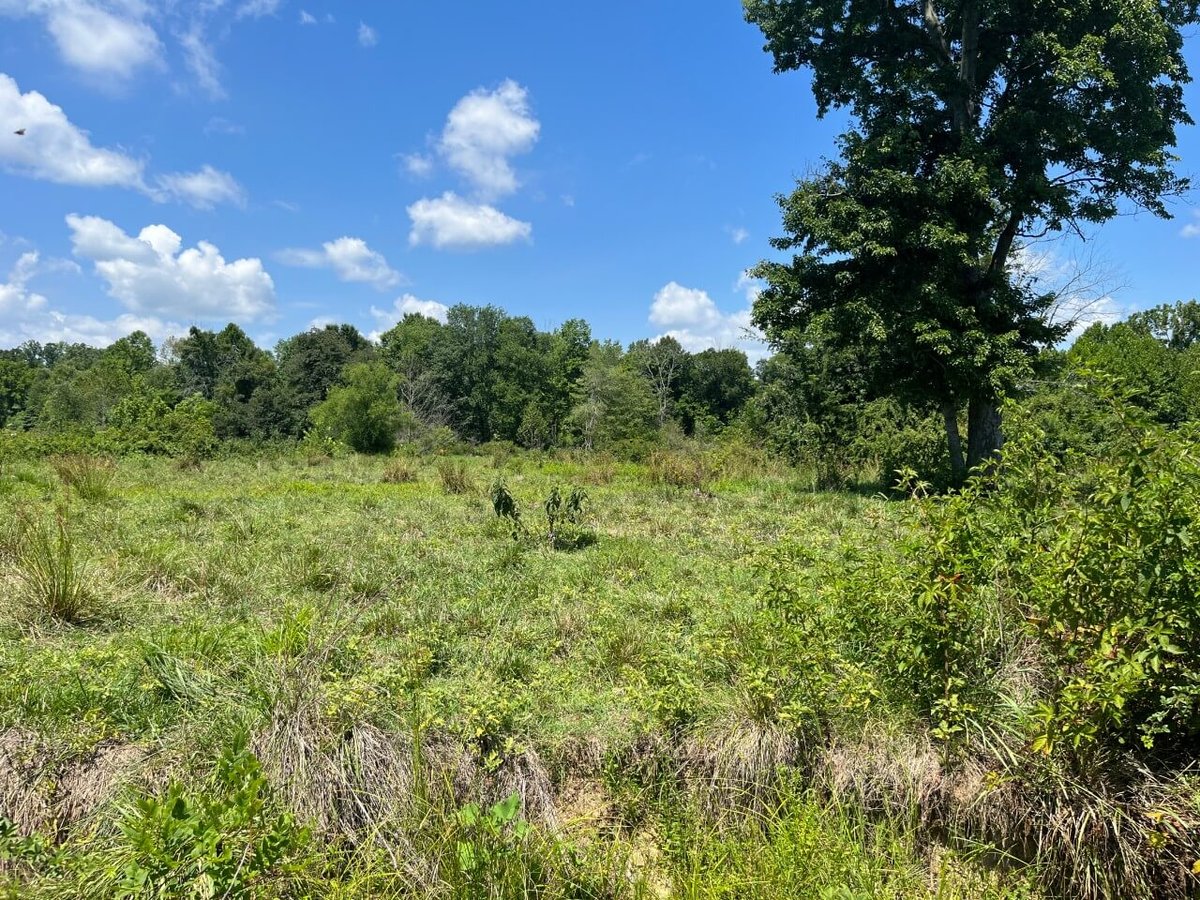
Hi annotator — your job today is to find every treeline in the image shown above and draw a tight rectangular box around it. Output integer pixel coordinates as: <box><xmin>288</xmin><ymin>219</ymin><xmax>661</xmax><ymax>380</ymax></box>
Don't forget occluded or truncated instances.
<box><xmin>3</xmin><ymin>299</ymin><xmax>1197</xmax><ymax>472</ymax></box>
<box><xmin>0</xmin><ymin>306</ymin><xmax>753</xmax><ymax>457</ymax></box>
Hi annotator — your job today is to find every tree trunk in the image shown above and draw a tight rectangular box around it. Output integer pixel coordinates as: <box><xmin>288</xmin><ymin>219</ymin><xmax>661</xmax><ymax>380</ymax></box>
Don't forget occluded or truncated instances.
<box><xmin>942</xmin><ymin>400</ymin><xmax>966</xmax><ymax>482</ymax></box>
<box><xmin>966</xmin><ymin>397</ymin><xmax>1003</xmax><ymax>471</ymax></box>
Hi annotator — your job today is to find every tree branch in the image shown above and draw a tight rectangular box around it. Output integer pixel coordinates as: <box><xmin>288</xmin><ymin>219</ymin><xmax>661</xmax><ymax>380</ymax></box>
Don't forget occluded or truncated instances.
<box><xmin>921</xmin><ymin>0</ymin><xmax>953</xmax><ymax>64</ymax></box>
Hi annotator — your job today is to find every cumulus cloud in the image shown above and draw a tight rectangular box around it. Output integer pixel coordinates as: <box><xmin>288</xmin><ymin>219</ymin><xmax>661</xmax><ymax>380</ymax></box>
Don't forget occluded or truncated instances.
<box><xmin>369</xmin><ymin>294</ymin><xmax>451</xmax><ymax>339</ymax></box>
<box><xmin>67</xmin><ymin>214</ymin><xmax>276</xmax><ymax>321</ymax></box>
<box><xmin>0</xmin><ymin>0</ymin><xmax>165</xmax><ymax>82</ymax></box>
<box><xmin>278</xmin><ymin>236</ymin><xmax>402</xmax><ymax>290</ymax></box>
<box><xmin>1</xmin><ymin>74</ymin><xmax>248</xmax><ymax>208</ymax></box>
<box><xmin>649</xmin><ymin>281</ymin><xmax>764</xmax><ymax>361</ymax></box>
<box><xmin>728</xmin><ymin>226</ymin><xmax>749</xmax><ymax>245</ymax></box>
<box><xmin>357</xmin><ymin>21</ymin><xmax>377</xmax><ymax>47</ymax></box>
<box><xmin>407</xmin><ymin>192</ymin><xmax>531</xmax><ymax>249</ymax></box>
<box><xmin>438</xmin><ymin>79</ymin><xmax>539</xmax><ymax>199</ymax></box>
<box><xmin>403</xmin><ymin>80</ymin><xmax>540</xmax><ymax>252</ymax></box>
<box><xmin>298</xmin><ymin>9</ymin><xmax>316</xmax><ymax>24</ymax></box>
<box><xmin>0</xmin><ymin>246</ymin><xmax>182</xmax><ymax>347</ymax></box>
<box><xmin>0</xmin><ymin>73</ymin><xmax>146</xmax><ymax>189</ymax></box>
<box><xmin>0</xmin><ymin>252</ymin><xmax>49</xmax><ymax>320</ymax></box>
<box><xmin>1181</xmin><ymin>211</ymin><xmax>1200</xmax><ymax>239</ymax></box>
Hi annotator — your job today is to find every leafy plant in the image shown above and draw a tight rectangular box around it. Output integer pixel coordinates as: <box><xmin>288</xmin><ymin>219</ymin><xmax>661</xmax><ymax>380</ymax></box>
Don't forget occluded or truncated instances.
<box><xmin>490</xmin><ymin>478</ymin><xmax>523</xmax><ymax>539</ymax></box>
<box><xmin>116</xmin><ymin>741</ymin><xmax>307</xmax><ymax>898</ymax></box>
<box><xmin>453</xmin><ymin>794</ymin><xmax>531</xmax><ymax>889</ymax></box>
<box><xmin>544</xmin><ymin>486</ymin><xmax>589</xmax><ymax>549</ymax></box>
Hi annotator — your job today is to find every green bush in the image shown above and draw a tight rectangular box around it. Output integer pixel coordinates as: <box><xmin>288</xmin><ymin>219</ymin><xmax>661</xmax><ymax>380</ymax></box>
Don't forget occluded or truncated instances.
<box><xmin>310</xmin><ymin>362</ymin><xmax>406</xmax><ymax>454</ymax></box>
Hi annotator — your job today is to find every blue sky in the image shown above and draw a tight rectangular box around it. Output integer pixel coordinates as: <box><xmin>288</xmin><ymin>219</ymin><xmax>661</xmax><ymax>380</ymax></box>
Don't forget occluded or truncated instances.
<box><xmin>0</xmin><ymin>1</ymin><xmax>1197</xmax><ymax>359</ymax></box>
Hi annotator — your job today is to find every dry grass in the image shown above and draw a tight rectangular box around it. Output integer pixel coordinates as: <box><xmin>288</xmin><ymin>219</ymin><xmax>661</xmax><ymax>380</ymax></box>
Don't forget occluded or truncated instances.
<box><xmin>437</xmin><ymin>460</ymin><xmax>474</xmax><ymax>495</ymax></box>
<box><xmin>382</xmin><ymin>459</ymin><xmax>419</xmax><ymax>484</ymax></box>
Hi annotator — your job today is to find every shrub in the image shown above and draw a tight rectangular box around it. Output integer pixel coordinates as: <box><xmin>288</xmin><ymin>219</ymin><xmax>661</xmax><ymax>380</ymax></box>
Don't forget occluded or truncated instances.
<box><xmin>115</xmin><ymin>741</ymin><xmax>308</xmax><ymax>897</ymax></box>
<box><xmin>310</xmin><ymin>362</ymin><xmax>408</xmax><ymax>454</ymax></box>
<box><xmin>647</xmin><ymin>450</ymin><xmax>713</xmax><ymax>492</ymax></box>
<box><xmin>51</xmin><ymin>454</ymin><xmax>117</xmax><ymax>502</ymax></box>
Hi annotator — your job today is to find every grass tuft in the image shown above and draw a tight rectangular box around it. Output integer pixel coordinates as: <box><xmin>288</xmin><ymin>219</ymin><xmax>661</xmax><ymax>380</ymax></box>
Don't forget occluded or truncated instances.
<box><xmin>51</xmin><ymin>454</ymin><xmax>116</xmax><ymax>502</ymax></box>
<box><xmin>13</xmin><ymin>508</ymin><xmax>96</xmax><ymax>625</ymax></box>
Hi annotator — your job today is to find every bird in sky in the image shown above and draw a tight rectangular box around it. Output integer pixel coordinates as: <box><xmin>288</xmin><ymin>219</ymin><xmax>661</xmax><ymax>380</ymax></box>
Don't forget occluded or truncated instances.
<box><xmin>13</xmin><ymin>128</ymin><xmax>25</xmax><ymax>136</ymax></box>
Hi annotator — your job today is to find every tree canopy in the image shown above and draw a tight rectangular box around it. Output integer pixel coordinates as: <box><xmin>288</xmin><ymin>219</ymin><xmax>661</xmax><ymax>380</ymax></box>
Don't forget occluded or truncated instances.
<box><xmin>745</xmin><ymin>0</ymin><xmax>1198</xmax><ymax>477</ymax></box>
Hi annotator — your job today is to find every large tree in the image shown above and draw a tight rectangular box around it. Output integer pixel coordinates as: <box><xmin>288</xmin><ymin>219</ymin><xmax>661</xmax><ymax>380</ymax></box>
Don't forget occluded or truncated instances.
<box><xmin>745</xmin><ymin>0</ymin><xmax>1197</xmax><ymax>477</ymax></box>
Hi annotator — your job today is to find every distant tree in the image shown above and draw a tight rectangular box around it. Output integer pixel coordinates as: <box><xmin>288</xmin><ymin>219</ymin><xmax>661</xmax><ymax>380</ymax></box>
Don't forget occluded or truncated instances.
<box><xmin>310</xmin><ymin>361</ymin><xmax>406</xmax><ymax>453</ymax></box>
<box><xmin>629</xmin><ymin>336</ymin><xmax>686</xmax><ymax>427</ymax></box>
<box><xmin>379</xmin><ymin>313</ymin><xmax>450</xmax><ymax>429</ymax></box>
<box><xmin>568</xmin><ymin>342</ymin><xmax>658</xmax><ymax>450</ymax></box>
<box><xmin>272</xmin><ymin>324</ymin><xmax>375</xmax><ymax>436</ymax></box>
<box><xmin>1068</xmin><ymin>321</ymin><xmax>1188</xmax><ymax>425</ymax></box>
<box><xmin>545</xmin><ymin>319</ymin><xmax>592</xmax><ymax>443</ymax></box>
<box><xmin>746</xmin><ymin>0</ymin><xmax>1199</xmax><ymax>479</ymax></box>
<box><xmin>1125</xmin><ymin>300</ymin><xmax>1200</xmax><ymax>351</ymax></box>
<box><xmin>676</xmin><ymin>348</ymin><xmax>755</xmax><ymax>434</ymax></box>
<box><xmin>0</xmin><ymin>358</ymin><xmax>35</xmax><ymax>427</ymax></box>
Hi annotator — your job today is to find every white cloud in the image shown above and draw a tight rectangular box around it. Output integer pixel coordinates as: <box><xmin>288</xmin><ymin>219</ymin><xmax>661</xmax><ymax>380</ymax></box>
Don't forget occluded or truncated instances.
<box><xmin>0</xmin><ymin>247</ymin><xmax>182</xmax><ymax>348</ymax></box>
<box><xmin>370</xmin><ymin>294</ymin><xmax>450</xmax><ymax>338</ymax></box>
<box><xmin>729</xmin><ymin>226</ymin><xmax>749</xmax><ymax>245</ymax></box>
<box><xmin>67</xmin><ymin>214</ymin><xmax>276</xmax><ymax>321</ymax></box>
<box><xmin>0</xmin><ymin>72</ymin><xmax>146</xmax><ymax>189</ymax></box>
<box><xmin>155</xmin><ymin>165</ymin><xmax>246</xmax><ymax>209</ymax></box>
<box><xmin>407</xmin><ymin>192</ymin><xmax>531</xmax><ymax>249</ymax></box>
<box><xmin>1</xmin><ymin>74</ymin><xmax>249</xmax><ymax>210</ymax></box>
<box><xmin>649</xmin><ymin>281</ymin><xmax>764</xmax><ymax>361</ymax></box>
<box><xmin>0</xmin><ymin>252</ymin><xmax>49</xmax><ymax>319</ymax></box>
<box><xmin>403</xmin><ymin>153</ymin><xmax>434</xmax><ymax>177</ymax></box>
<box><xmin>298</xmin><ymin>9</ymin><xmax>316</xmax><ymax>24</ymax></box>
<box><xmin>180</xmin><ymin>25</ymin><xmax>225</xmax><ymax>99</ymax></box>
<box><xmin>438</xmin><ymin>79</ymin><xmax>539</xmax><ymax>199</ymax></box>
<box><xmin>357</xmin><ymin>21</ymin><xmax>377</xmax><ymax>47</ymax></box>
<box><xmin>236</xmin><ymin>0</ymin><xmax>282</xmax><ymax>19</ymax></box>
<box><xmin>1181</xmin><ymin>211</ymin><xmax>1200</xmax><ymax>239</ymax></box>
<box><xmin>278</xmin><ymin>236</ymin><xmax>402</xmax><ymax>290</ymax></box>
<box><xmin>735</xmin><ymin>270</ymin><xmax>764</xmax><ymax>304</ymax></box>
<box><xmin>22</xmin><ymin>0</ymin><xmax>164</xmax><ymax>81</ymax></box>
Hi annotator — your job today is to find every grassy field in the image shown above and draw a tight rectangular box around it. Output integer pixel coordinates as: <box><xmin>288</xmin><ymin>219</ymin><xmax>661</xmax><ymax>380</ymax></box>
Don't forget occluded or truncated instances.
<box><xmin>0</xmin><ymin>447</ymin><xmax>1189</xmax><ymax>897</ymax></box>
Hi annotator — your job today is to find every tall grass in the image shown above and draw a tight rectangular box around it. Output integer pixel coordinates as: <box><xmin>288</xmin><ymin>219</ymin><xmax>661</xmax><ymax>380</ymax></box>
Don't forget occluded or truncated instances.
<box><xmin>51</xmin><ymin>454</ymin><xmax>117</xmax><ymax>502</ymax></box>
<box><xmin>438</xmin><ymin>460</ymin><xmax>474</xmax><ymax>494</ymax></box>
<box><xmin>14</xmin><ymin>509</ymin><xmax>95</xmax><ymax>624</ymax></box>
